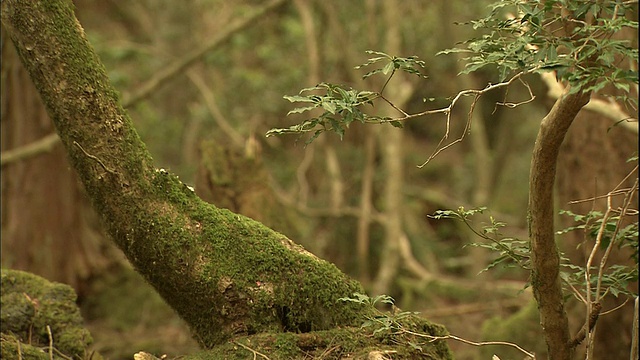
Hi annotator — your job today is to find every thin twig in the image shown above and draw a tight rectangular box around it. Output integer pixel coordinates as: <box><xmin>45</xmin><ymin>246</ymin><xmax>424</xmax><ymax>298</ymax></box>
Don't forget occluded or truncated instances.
<box><xmin>379</xmin><ymin>70</ymin><xmax>395</xmax><ymax>95</ymax></box>
<box><xmin>407</xmin><ymin>70</ymin><xmax>534</xmax><ymax>167</ymax></box>
<box><xmin>600</xmin><ymin>298</ymin><xmax>630</xmax><ymax>316</ymax></box>
<box><xmin>186</xmin><ymin>70</ymin><xmax>245</xmax><ymax>149</ymax></box>
<box><xmin>497</xmin><ymin>78</ymin><xmax>536</xmax><ymax>108</ymax></box>
<box><xmin>235</xmin><ymin>341</ymin><xmax>271</xmax><ymax>360</ymax></box>
<box><xmin>380</xmin><ymin>94</ymin><xmax>410</xmax><ymax>117</ymax></box>
<box><xmin>400</xmin><ymin>329</ymin><xmax>536</xmax><ymax>359</ymax></box>
<box><xmin>73</xmin><ymin>141</ymin><xmax>117</xmax><ymax>175</ymax></box>
<box><xmin>47</xmin><ymin>325</ymin><xmax>53</xmax><ymax>360</ymax></box>
<box><xmin>567</xmin><ymin>188</ymin><xmax>637</xmax><ymax>204</ymax></box>
<box><xmin>595</xmin><ymin>178</ymin><xmax>638</xmax><ymax>299</ymax></box>
<box><xmin>270</xmin><ymin>173</ymin><xmax>386</xmax><ymax>223</ymax></box>
<box><xmin>568</xmin><ymin>164</ymin><xmax>639</xmax><ymax>205</ymax></box>
<box><xmin>567</xmin><ymin>280</ymin><xmax>587</xmax><ymax>305</ymax></box>
<box><xmin>583</xmin><ymin>193</ymin><xmax>613</xmax><ymax>349</ymax></box>
<box><xmin>52</xmin><ymin>347</ymin><xmax>74</xmax><ymax>360</ymax></box>
<box><xmin>17</xmin><ymin>336</ymin><xmax>22</xmax><ymax>360</ymax></box>
<box><xmin>582</xmin><ymin>172</ymin><xmax>638</xmax><ymax>355</ymax></box>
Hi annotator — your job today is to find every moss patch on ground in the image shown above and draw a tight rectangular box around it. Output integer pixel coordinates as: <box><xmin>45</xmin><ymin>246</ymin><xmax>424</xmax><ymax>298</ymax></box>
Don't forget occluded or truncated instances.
<box><xmin>184</xmin><ymin>319</ymin><xmax>452</xmax><ymax>360</ymax></box>
<box><xmin>1</xmin><ymin>269</ymin><xmax>93</xmax><ymax>359</ymax></box>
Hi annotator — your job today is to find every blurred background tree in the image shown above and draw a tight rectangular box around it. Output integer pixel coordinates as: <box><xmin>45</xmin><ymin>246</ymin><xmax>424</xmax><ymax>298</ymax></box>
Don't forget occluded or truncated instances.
<box><xmin>2</xmin><ymin>0</ymin><xmax>636</xmax><ymax>359</ymax></box>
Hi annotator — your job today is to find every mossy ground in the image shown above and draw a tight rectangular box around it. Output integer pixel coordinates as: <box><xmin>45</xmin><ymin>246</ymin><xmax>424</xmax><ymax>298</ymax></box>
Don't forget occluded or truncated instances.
<box><xmin>1</xmin><ymin>269</ymin><xmax>93</xmax><ymax>359</ymax></box>
<box><xmin>186</xmin><ymin>322</ymin><xmax>451</xmax><ymax>360</ymax></box>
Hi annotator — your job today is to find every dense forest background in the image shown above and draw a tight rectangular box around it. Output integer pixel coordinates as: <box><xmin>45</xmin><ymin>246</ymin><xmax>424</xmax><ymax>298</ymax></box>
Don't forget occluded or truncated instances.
<box><xmin>2</xmin><ymin>0</ymin><xmax>637</xmax><ymax>359</ymax></box>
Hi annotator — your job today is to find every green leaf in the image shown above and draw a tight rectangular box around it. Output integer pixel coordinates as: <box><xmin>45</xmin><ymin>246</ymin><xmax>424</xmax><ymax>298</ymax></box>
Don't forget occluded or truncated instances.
<box><xmin>286</xmin><ymin>105</ymin><xmax>318</xmax><ymax>115</ymax></box>
<box><xmin>328</xmin><ymin>118</ymin><xmax>344</xmax><ymax>139</ymax></box>
<box><xmin>389</xmin><ymin>121</ymin><xmax>404</xmax><ymax>128</ymax></box>
<box><xmin>382</xmin><ymin>61</ymin><xmax>396</xmax><ymax>75</ymax></box>
<box><xmin>305</xmin><ymin>129</ymin><xmax>324</xmax><ymax>145</ymax></box>
<box><xmin>436</xmin><ymin>48</ymin><xmax>472</xmax><ymax>56</ymax></box>
<box><xmin>365</xmin><ymin>50</ymin><xmax>392</xmax><ymax>57</ymax></box>
<box><xmin>613</xmin><ymin>82</ymin><xmax>630</xmax><ymax>92</ymax></box>
<box><xmin>321</xmin><ymin>101</ymin><xmax>337</xmax><ymax>114</ymax></box>
<box><xmin>284</xmin><ymin>95</ymin><xmax>316</xmax><ymax>103</ymax></box>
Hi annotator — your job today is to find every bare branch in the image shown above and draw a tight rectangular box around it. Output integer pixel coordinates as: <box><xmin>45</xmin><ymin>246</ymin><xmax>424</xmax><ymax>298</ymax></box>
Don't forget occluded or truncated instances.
<box><xmin>122</xmin><ymin>0</ymin><xmax>287</xmax><ymax>107</ymax></box>
<box><xmin>186</xmin><ymin>70</ymin><xmax>245</xmax><ymax>149</ymax></box>
<box><xmin>400</xmin><ymin>329</ymin><xmax>536</xmax><ymax>359</ymax></box>
<box><xmin>363</xmin><ymin>70</ymin><xmax>534</xmax><ymax>168</ymax></box>
<box><xmin>539</xmin><ymin>71</ymin><xmax>638</xmax><ymax>134</ymax></box>
<box><xmin>0</xmin><ymin>133</ymin><xmax>59</xmax><ymax>166</ymax></box>
<box><xmin>235</xmin><ymin>342</ymin><xmax>271</xmax><ymax>360</ymax></box>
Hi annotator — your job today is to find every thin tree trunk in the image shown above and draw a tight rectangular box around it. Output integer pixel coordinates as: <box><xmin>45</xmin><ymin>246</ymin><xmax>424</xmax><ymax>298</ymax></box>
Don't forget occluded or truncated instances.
<box><xmin>357</xmin><ymin>130</ymin><xmax>376</xmax><ymax>282</ymax></box>
<box><xmin>372</xmin><ymin>0</ymin><xmax>410</xmax><ymax>296</ymax></box>
<box><xmin>528</xmin><ymin>86</ymin><xmax>591</xmax><ymax>360</ymax></box>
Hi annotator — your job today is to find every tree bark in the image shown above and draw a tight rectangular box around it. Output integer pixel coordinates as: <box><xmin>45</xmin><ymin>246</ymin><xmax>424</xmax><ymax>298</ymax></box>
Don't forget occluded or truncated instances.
<box><xmin>371</xmin><ymin>0</ymin><xmax>412</xmax><ymax>296</ymax></box>
<box><xmin>528</xmin><ymin>87</ymin><xmax>591</xmax><ymax>360</ymax></box>
<box><xmin>1</xmin><ymin>0</ymin><xmax>369</xmax><ymax>348</ymax></box>
<box><xmin>1</xmin><ymin>26</ymin><xmax>113</xmax><ymax>292</ymax></box>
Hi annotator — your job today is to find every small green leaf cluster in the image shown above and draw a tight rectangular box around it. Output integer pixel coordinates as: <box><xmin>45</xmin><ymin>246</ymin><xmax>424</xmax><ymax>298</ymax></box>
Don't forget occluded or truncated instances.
<box><xmin>355</xmin><ymin>50</ymin><xmax>427</xmax><ymax>80</ymax></box>
<box><xmin>439</xmin><ymin>0</ymin><xmax>638</xmax><ymax>99</ymax></box>
<box><xmin>558</xmin><ymin>209</ymin><xmax>639</xmax><ymax>260</ymax></box>
<box><xmin>338</xmin><ymin>293</ymin><xmax>429</xmax><ymax>350</ymax></box>
<box><xmin>266</xmin><ymin>83</ymin><xmax>379</xmax><ymax>143</ymax></box>
<box><xmin>560</xmin><ymin>262</ymin><xmax>638</xmax><ymax>298</ymax></box>
<box><xmin>431</xmin><ymin>206</ymin><xmax>638</xmax><ymax>300</ymax></box>
<box><xmin>339</xmin><ymin>292</ymin><xmax>395</xmax><ymax>308</ymax></box>
<box><xmin>267</xmin><ymin>51</ymin><xmax>426</xmax><ymax>143</ymax></box>
<box><xmin>557</xmin><ymin>209</ymin><xmax>639</xmax><ymax>298</ymax></box>
<box><xmin>430</xmin><ymin>207</ymin><xmax>531</xmax><ymax>274</ymax></box>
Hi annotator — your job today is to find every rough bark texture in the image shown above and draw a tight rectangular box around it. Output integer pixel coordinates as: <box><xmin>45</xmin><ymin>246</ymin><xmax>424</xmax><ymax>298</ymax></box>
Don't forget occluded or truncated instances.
<box><xmin>528</xmin><ymin>88</ymin><xmax>591</xmax><ymax>360</ymax></box>
<box><xmin>1</xmin><ymin>26</ymin><xmax>114</xmax><ymax>293</ymax></box>
<box><xmin>1</xmin><ymin>0</ymin><xmax>367</xmax><ymax>348</ymax></box>
<box><xmin>195</xmin><ymin>138</ymin><xmax>301</xmax><ymax>240</ymax></box>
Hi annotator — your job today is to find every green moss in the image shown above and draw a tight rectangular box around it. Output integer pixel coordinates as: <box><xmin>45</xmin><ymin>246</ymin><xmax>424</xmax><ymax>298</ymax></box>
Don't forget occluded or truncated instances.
<box><xmin>1</xmin><ymin>269</ymin><xmax>92</xmax><ymax>358</ymax></box>
<box><xmin>183</xmin><ymin>324</ymin><xmax>451</xmax><ymax>360</ymax></box>
<box><xmin>1</xmin><ymin>333</ymin><xmax>65</xmax><ymax>360</ymax></box>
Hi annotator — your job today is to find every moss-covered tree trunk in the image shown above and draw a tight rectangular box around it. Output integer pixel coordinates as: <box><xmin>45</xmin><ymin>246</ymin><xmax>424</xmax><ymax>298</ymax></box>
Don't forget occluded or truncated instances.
<box><xmin>1</xmin><ymin>0</ymin><xmax>368</xmax><ymax>348</ymax></box>
<box><xmin>1</xmin><ymin>1</ymin><xmax>451</xmax><ymax>357</ymax></box>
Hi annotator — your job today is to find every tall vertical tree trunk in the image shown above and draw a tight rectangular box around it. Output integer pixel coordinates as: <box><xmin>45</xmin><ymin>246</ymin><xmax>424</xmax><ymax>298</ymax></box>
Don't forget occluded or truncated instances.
<box><xmin>371</xmin><ymin>0</ymin><xmax>413</xmax><ymax>296</ymax></box>
<box><xmin>1</xmin><ymin>27</ymin><xmax>113</xmax><ymax>293</ymax></box>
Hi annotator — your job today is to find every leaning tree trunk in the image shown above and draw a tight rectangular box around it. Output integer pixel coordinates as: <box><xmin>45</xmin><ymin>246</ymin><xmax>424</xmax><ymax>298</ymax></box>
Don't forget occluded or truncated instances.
<box><xmin>1</xmin><ymin>0</ymin><xmax>369</xmax><ymax>348</ymax></box>
<box><xmin>1</xmin><ymin>2</ymin><xmax>452</xmax><ymax>357</ymax></box>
